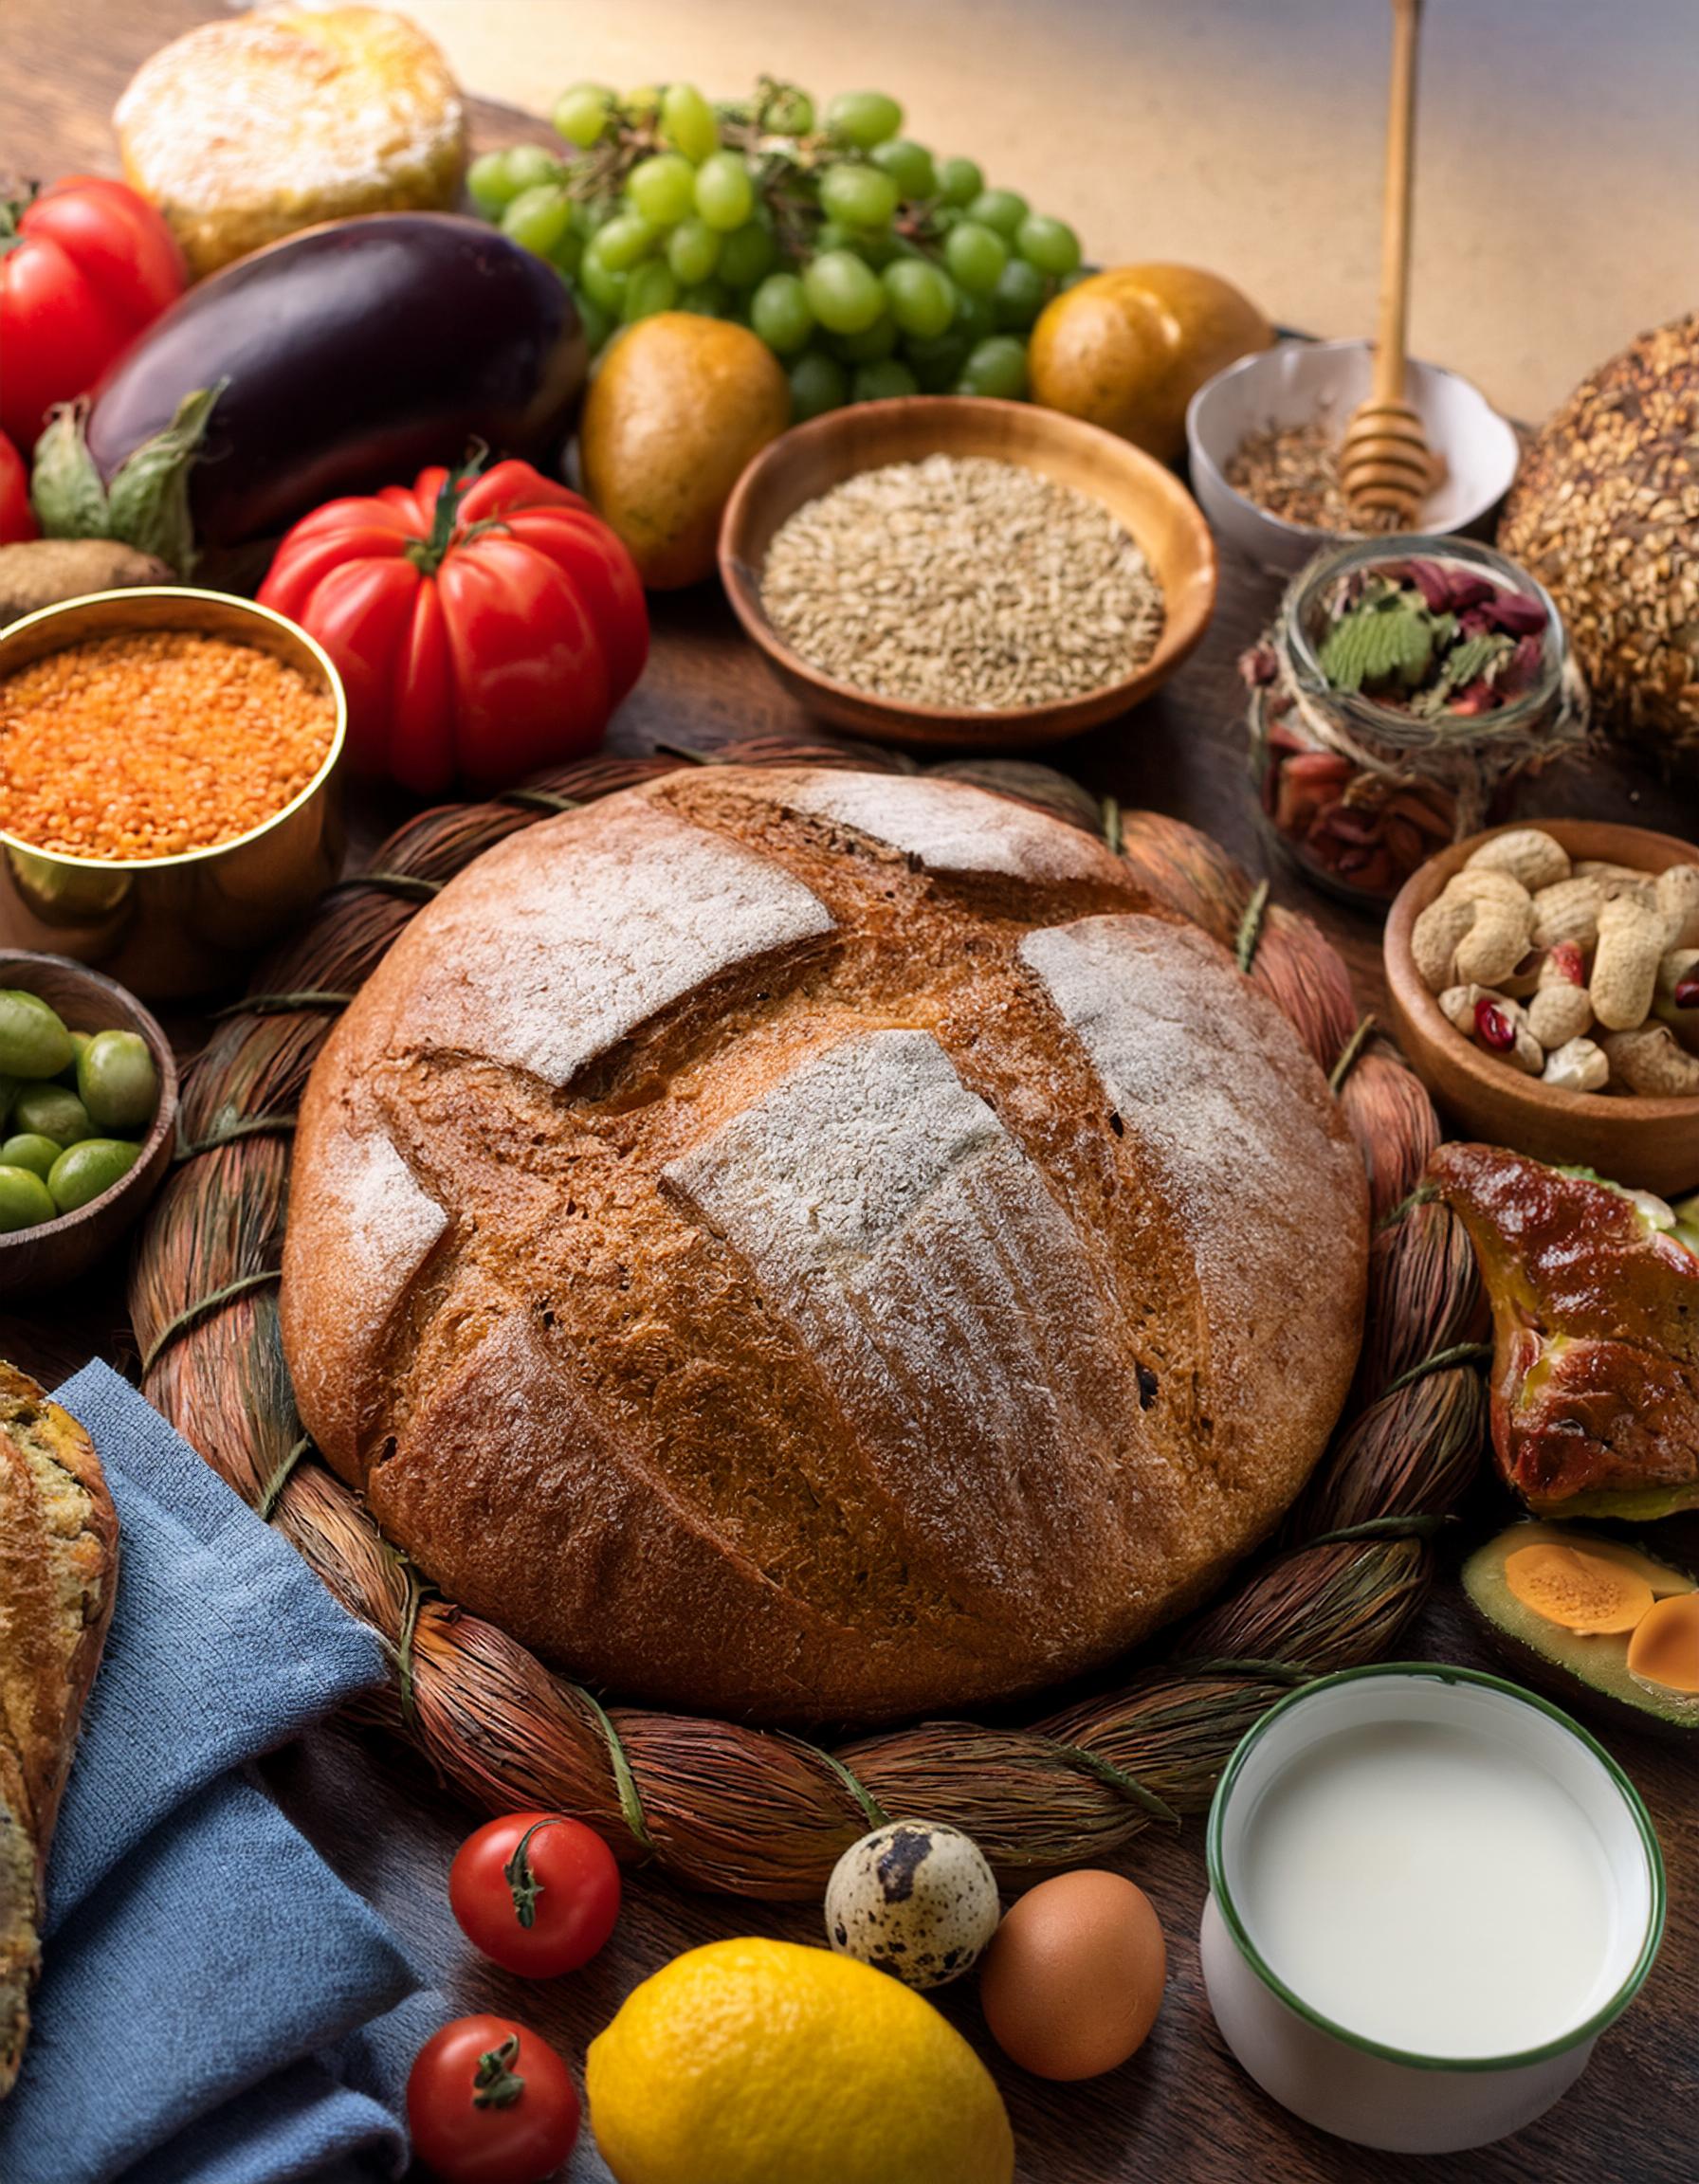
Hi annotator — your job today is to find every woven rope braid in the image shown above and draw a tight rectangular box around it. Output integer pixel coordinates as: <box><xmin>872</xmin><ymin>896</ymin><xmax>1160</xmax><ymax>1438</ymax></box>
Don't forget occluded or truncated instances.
<box><xmin>128</xmin><ymin>739</ymin><xmax>1485</xmax><ymax>1897</ymax></box>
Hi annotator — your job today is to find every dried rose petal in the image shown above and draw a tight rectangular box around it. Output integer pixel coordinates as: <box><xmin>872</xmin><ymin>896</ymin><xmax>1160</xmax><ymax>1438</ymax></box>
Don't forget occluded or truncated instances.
<box><xmin>1481</xmin><ymin>590</ymin><xmax>1547</xmax><ymax>637</ymax></box>
<box><xmin>1403</xmin><ymin>558</ymin><xmax>1452</xmax><ymax>612</ymax></box>
<box><xmin>1499</xmin><ymin>633</ymin><xmax>1545</xmax><ymax>697</ymax></box>
<box><xmin>1458</xmin><ymin>606</ymin><xmax>1495</xmax><ymax>638</ymax></box>
<box><xmin>1444</xmin><ymin>572</ymin><xmax>1497</xmax><ymax>612</ymax></box>
<box><xmin>1474</xmin><ymin>998</ymin><xmax>1516</xmax><ymax>1049</ymax></box>
<box><xmin>1451</xmin><ymin>680</ymin><xmax>1497</xmax><ymax>716</ymax></box>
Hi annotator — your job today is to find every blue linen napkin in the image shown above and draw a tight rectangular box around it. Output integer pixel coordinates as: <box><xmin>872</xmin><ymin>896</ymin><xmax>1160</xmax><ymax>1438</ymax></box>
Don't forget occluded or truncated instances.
<box><xmin>0</xmin><ymin>1360</ymin><xmax>442</xmax><ymax>2184</ymax></box>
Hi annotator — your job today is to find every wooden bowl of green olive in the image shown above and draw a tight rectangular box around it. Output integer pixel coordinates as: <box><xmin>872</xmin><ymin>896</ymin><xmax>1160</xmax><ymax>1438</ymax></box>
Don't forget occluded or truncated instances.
<box><xmin>0</xmin><ymin>951</ymin><xmax>178</xmax><ymax>1296</ymax></box>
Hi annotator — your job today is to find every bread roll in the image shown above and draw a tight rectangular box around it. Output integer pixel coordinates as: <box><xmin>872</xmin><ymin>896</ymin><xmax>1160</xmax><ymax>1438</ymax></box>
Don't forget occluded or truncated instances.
<box><xmin>116</xmin><ymin>7</ymin><xmax>466</xmax><ymax>278</ymax></box>
<box><xmin>283</xmin><ymin>770</ymin><xmax>1367</xmax><ymax>1722</ymax></box>
<box><xmin>0</xmin><ymin>1364</ymin><xmax>118</xmax><ymax>2099</ymax></box>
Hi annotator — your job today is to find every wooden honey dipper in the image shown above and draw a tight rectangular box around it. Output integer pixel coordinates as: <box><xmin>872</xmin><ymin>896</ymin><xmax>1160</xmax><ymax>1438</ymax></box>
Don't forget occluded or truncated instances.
<box><xmin>1341</xmin><ymin>0</ymin><xmax>1433</xmax><ymax>526</ymax></box>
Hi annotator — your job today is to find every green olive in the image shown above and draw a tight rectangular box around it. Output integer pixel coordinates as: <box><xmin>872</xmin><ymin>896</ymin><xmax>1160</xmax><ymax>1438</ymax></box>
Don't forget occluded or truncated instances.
<box><xmin>0</xmin><ymin>1163</ymin><xmax>57</xmax><ymax>1232</ymax></box>
<box><xmin>11</xmin><ymin>1084</ymin><xmax>91</xmax><ymax>1147</ymax></box>
<box><xmin>57</xmin><ymin>1029</ymin><xmax>93</xmax><ymax>1089</ymax></box>
<box><xmin>77</xmin><ymin>1029</ymin><xmax>159</xmax><ymax>1134</ymax></box>
<box><xmin>0</xmin><ymin>1133</ymin><xmax>61</xmax><ymax>1181</ymax></box>
<box><xmin>0</xmin><ymin>991</ymin><xmax>75</xmax><ymax>1081</ymax></box>
<box><xmin>47</xmin><ymin>1138</ymin><xmax>139</xmax><ymax>1215</ymax></box>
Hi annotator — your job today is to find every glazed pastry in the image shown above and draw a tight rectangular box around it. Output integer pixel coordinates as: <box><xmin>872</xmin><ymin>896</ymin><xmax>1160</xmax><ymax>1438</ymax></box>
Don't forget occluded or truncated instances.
<box><xmin>1431</xmin><ymin>1143</ymin><xmax>1699</xmax><ymax>1516</ymax></box>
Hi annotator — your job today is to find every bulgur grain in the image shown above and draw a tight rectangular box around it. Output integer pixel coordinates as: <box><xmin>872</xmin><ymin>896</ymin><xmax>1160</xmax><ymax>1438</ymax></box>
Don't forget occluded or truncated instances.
<box><xmin>0</xmin><ymin>630</ymin><xmax>337</xmax><ymax>860</ymax></box>
<box><xmin>758</xmin><ymin>455</ymin><xmax>1164</xmax><ymax>711</ymax></box>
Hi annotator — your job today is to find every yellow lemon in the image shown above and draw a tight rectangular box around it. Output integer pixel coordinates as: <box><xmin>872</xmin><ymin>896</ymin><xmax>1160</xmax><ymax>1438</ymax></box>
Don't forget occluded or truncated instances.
<box><xmin>586</xmin><ymin>1936</ymin><xmax>1014</xmax><ymax>2184</ymax></box>
<box><xmin>1029</xmin><ymin>263</ymin><xmax>1272</xmax><ymax>463</ymax></box>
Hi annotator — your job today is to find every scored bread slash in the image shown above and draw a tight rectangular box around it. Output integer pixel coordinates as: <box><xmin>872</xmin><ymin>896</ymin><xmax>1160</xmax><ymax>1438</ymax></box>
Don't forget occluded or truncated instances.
<box><xmin>0</xmin><ymin>1362</ymin><xmax>118</xmax><ymax>2101</ymax></box>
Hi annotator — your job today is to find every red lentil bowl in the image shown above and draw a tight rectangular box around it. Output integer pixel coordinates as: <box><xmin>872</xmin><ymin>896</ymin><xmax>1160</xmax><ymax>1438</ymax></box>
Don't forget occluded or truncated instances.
<box><xmin>0</xmin><ymin>589</ymin><xmax>347</xmax><ymax>999</ymax></box>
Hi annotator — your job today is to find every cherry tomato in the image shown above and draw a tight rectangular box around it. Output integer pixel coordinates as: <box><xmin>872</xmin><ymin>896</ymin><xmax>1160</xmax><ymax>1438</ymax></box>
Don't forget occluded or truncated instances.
<box><xmin>408</xmin><ymin>2014</ymin><xmax>580</xmax><ymax>2184</ymax></box>
<box><xmin>0</xmin><ymin>176</ymin><xmax>187</xmax><ymax>451</ymax></box>
<box><xmin>257</xmin><ymin>458</ymin><xmax>648</xmax><ymax>794</ymax></box>
<box><xmin>449</xmin><ymin>1811</ymin><xmax>622</xmax><ymax>1977</ymax></box>
<box><xmin>0</xmin><ymin>431</ymin><xmax>34</xmax><ymax>543</ymax></box>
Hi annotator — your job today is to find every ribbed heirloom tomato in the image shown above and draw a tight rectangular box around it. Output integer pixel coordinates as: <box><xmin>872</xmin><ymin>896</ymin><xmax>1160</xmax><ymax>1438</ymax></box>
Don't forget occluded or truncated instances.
<box><xmin>0</xmin><ymin>176</ymin><xmax>187</xmax><ymax>451</ymax></box>
<box><xmin>258</xmin><ymin>459</ymin><xmax>649</xmax><ymax>794</ymax></box>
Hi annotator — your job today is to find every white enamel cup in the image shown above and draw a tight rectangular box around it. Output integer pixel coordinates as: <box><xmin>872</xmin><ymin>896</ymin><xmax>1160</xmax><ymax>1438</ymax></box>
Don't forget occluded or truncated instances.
<box><xmin>1200</xmin><ymin>1664</ymin><xmax>1665</xmax><ymax>2155</ymax></box>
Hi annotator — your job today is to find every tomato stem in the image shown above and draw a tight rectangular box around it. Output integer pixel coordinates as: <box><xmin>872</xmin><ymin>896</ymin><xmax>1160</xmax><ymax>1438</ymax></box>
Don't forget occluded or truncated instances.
<box><xmin>0</xmin><ymin>183</ymin><xmax>41</xmax><ymax>257</ymax></box>
<box><xmin>405</xmin><ymin>443</ymin><xmax>490</xmax><ymax>576</ymax></box>
<box><xmin>502</xmin><ymin>1817</ymin><xmax>562</xmax><ymax>1929</ymax></box>
<box><xmin>471</xmin><ymin>2033</ymin><xmax>526</xmax><ymax>2111</ymax></box>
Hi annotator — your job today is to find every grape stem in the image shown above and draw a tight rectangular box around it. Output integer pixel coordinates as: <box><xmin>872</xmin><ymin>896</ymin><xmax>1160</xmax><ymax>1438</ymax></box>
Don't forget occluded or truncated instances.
<box><xmin>556</xmin><ymin>77</ymin><xmax>956</xmax><ymax>276</ymax></box>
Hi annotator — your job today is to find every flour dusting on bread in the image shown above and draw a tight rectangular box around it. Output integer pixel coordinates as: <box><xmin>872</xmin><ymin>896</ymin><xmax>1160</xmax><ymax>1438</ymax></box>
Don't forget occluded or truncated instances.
<box><xmin>386</xmin><ymin>801</ymin><xmax>835</xmax><ymax>1088</ymax></box>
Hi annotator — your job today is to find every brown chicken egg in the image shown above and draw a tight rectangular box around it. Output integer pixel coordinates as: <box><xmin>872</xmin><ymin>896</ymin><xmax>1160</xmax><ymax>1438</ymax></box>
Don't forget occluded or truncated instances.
<box><xmin>979</xmin><ymin>1868</ymin><xmax>1166</xmax><ymax>2080</ymax></box>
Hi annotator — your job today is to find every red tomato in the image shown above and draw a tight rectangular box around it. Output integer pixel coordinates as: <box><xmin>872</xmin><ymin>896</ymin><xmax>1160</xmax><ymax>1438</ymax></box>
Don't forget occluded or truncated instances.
<box><xmin>0</xmin><ymin>431</ymin><xmax>35</xmax><ymax>543</ymax></box>
<box><xmin>257</xmin><ymin>459</ymin><xmax>649</xmax><ymax>794</ymax></box>
<box><xmin>0</xmin><ymin>176</ymin><xmax>187</xmax><ymax>451</ymax></box>
<box><xmin>408</xmin><ymin>2015</ymin><xmax>580</xmax><ymax>2184</ymax></box>
<box><xmin>449</xmin><ymin>1811</ymin><xmax>622</xmax><ymax>1978</ymax></box>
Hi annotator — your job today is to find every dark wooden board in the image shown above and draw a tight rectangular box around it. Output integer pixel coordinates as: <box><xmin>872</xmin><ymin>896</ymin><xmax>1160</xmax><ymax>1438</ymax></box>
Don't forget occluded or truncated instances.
<box><xmin>3</xmin><ymin>8</ymin><xmax>1695</xmax><ymax>2178</ymax></box>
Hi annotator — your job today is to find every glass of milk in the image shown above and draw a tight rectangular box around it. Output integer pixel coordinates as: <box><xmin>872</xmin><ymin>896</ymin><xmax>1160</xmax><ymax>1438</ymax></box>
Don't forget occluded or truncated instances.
<box><xmin>1200</xmin><ymin>1663</ymin><xmax>1664</xmax><ymax>2154</ymax></box>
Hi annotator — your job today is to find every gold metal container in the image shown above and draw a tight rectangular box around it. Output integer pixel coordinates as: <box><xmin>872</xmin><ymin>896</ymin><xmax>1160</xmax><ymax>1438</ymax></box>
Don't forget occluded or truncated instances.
<box><xmin>0</xmin><ymin>588</ymin><xmax>346</xmax><ymax>998</ymax></box>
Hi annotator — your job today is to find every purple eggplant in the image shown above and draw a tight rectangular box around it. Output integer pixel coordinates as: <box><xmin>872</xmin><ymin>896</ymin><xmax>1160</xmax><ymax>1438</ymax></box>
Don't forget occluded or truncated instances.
<box><xmin>84</xmin><ymin>214</ymin><xmax>586</xmax><ymax>546</ymax></box>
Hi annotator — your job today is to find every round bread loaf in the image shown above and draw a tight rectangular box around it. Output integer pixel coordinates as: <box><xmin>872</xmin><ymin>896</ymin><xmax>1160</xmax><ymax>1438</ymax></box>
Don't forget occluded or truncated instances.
<box><xmin>282</xmin><ymin>769</ymin><xmax>1368</xmax><ymax>1722</ymax></box>
<box><xmin>115</xmin><ymin>7</ymin><xmax>466</xmax><ymax>279</ymax></box>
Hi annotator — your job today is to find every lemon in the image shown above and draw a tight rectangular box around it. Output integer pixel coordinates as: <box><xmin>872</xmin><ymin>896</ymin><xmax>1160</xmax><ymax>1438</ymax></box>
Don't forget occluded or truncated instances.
<box><xmin>1029</xmin><ymin>263</ymin><xmax>1272</xmax><ymax>464</ymax></box>
<box><xmin>586</xmin><ymin>1936</ymin><xmax>1014</xmax><ymax>2184</ymax></box>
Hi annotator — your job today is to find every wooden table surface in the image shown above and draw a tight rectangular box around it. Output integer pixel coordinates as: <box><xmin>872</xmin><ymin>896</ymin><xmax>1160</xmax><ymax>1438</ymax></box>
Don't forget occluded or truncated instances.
<box><xmin>5</xmin><ymin>8</ymin><xmax>1696</xmax><ymax>2179</ymax></box>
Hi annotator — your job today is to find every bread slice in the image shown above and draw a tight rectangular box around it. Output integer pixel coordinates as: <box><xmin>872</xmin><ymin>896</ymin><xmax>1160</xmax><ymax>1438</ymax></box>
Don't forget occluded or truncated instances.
<box><xmin>0</xmin><ymin>1364</ymin><xmax>118</xmax><ymax>2100</ymax></box>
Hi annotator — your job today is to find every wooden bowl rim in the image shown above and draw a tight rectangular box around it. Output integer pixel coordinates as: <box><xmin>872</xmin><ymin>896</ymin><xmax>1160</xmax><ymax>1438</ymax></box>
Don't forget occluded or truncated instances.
<box><xmin>0</xmin><ymin>950</ymin><xmax>180</xmax><ymax>1250</ymax></box>
<box><xmin>718</xmin><ymin>394</ymin><xmax>1218</xmax><ymax>732</ymax></box>
<box><xmin>1384</xmin><ymin>818</ymin><xmax>1699</xmax><ymax>1131</ymax></box>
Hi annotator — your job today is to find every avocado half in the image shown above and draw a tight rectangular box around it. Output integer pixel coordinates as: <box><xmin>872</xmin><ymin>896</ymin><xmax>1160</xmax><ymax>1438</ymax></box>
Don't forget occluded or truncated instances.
<box><xmin>1460</xmin><ymin>1521</ymin><xmax>1699</xmax><ymax>1736</ymax></box>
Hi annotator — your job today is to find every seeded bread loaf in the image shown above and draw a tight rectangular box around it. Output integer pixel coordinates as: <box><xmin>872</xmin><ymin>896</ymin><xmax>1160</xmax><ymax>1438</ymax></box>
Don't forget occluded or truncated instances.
<box><xmin>282</xmin><ymin>769</ymin><xmax>1367</xmax><ymax>1722</ymax></box>
<box><xmin>0</xmin><ymin>1364</ymin><xmax>118</xmax><ymax>2099</ymax></box>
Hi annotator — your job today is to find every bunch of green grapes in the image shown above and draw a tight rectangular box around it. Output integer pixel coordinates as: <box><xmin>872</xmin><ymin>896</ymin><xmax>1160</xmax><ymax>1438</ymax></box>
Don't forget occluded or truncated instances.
<box><xmin>467</xmin><ymin>78</ymin><xmax>1086</xmax><ymax>419</ymax></box>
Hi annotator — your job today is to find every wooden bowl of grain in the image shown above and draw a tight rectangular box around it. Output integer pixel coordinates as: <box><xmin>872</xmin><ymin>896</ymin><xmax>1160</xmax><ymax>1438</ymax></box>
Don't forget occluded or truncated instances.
<box><xmin>0</xmin><ymin>950</ymin><xmax>179</xmax><ymax>1298</ymax></box>
<box><xmin>1385</xmin><ymin>818</ymin><xmax>1699</xmax><ymax>1197</ymax></box>
<box><xmin>720</xmin><ymin>396</ymin><xmax>1216</xmax><ymax>751</ymax></box>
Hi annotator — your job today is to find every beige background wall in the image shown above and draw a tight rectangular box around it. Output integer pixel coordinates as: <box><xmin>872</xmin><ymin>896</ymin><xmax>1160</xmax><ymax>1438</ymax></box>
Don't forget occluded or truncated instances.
<box><xmin>399</xmin><ymin>0</ymin><xmax>1698</xmax><ymax>422</ymax></box>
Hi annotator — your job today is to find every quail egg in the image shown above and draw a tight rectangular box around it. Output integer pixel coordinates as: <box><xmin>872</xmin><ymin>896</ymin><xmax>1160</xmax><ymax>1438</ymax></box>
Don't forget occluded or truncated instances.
<box><xmin>824</xmin><ymin>1820</ymin><xmax>1000</xmax><ymax>1990</ymax></box>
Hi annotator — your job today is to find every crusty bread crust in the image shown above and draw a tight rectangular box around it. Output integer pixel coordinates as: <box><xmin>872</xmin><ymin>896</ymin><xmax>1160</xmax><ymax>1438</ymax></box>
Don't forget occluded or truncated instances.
<box><xmin>0</xmin><ymin>1364</ymin><xmax>119</xmax><ymax>2099</ymax></box>
<box><xmin>115</xmin><ymin>7</ymin><xmax>466</xmax><ymax>279</ymax></box>
<box><xmin>282</xmin><ymin>770</ymin><xmax>1367</xmax><ymax>1722</ymax></box>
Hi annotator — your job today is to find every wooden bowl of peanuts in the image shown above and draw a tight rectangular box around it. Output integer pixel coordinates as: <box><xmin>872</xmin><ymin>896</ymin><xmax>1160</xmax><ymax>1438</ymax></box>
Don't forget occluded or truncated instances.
<box><xmin>1386</xmin><ymin>819</ymin><xmax>1699</xmax><ymax>1196</ymax></box>
<box><xmin>719</xmin><ymin>395</ymin><xmax>1216</xmax><ymax>751</ymax></box>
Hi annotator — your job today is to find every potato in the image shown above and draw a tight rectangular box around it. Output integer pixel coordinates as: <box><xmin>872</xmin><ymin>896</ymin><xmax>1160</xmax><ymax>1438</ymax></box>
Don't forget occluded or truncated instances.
<box><xmin>580</xmin><ymin>314</ymin><xmax>790</xmax><ymax>589</ymax></box>
<box><xmin>0</xmin><ymin>540</ymin><xmax>174</xmax><ymax>628</ymax></box>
